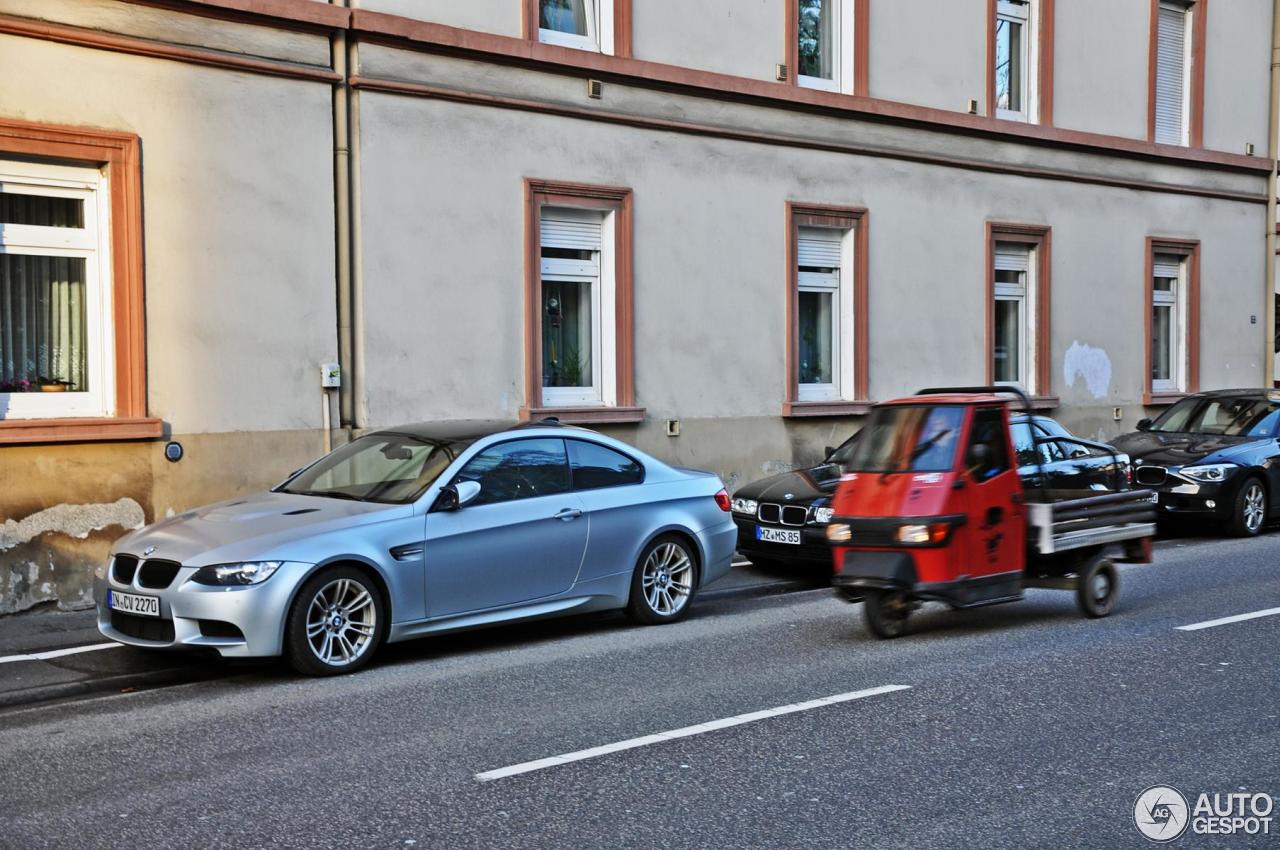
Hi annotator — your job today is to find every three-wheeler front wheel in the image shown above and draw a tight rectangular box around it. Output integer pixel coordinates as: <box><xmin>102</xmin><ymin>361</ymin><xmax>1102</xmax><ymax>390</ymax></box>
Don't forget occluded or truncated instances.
<box><xmin>863</xmin><ymin>590</ymin><xmax>913</xmax><ymax>638</ymax></box>
<box><xmin>1076</xmin><ymin>558</ymin><xmax>1119</xmax><ymax>618</ymax></box>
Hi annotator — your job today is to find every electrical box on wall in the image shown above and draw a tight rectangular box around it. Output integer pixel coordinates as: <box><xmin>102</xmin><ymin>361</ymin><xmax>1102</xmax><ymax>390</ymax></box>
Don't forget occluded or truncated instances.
<box><xmin>320</xmin><ymin>362</ymin><xmax>341</xmax><ymax>388</ymax></box>
<box><xmin>1113</xmin><ymin>407</ymin><xmax>1123</xmax><ymax>421</ymax></box>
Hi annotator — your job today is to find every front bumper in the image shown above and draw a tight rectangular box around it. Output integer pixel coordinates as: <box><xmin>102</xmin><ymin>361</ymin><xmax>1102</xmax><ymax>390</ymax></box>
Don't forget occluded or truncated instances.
<box><xmin>94</xmin><ymin>561</ymin><xmax>313</xmax><ymax>658</ymax></box>
<box><xmin>732</xmin><ymin>516</ymin><xmax>831</xmax><ymax>565</ymax></box>
<box><xmin>1136</xmin><ymin>470</ymin><xmax>1235</xmax><ymax>519</ymax></box>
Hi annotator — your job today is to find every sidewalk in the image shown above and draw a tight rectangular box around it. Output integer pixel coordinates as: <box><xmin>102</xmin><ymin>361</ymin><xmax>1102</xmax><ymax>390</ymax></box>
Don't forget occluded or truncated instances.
<box><xmin>0</xmin><ymin>560</ymin><xmax>826</xmax><ymax>712</ymax></box>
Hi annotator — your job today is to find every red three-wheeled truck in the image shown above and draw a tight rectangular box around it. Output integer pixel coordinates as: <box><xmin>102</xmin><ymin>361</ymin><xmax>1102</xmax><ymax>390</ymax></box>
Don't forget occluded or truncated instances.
<box><xmin>826</xmin><ymin>387</ymin><xmax>1158</xmax><ymax>638</ymax></box>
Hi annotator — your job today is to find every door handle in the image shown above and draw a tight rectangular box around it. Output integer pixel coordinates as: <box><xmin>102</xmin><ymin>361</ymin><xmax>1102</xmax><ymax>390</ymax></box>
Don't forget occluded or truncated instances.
<box><xmin>554</xmin><ymin>508</ymin><xmax>583</xmax><ymax>521</ymax></box>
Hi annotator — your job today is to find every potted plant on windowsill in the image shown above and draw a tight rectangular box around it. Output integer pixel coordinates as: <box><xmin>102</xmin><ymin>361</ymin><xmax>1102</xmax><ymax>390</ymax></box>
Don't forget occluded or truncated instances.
<box><xmin>0</xmin><ymin>379</ymin><xmax>33</xmax><ymax>393</ymax></box>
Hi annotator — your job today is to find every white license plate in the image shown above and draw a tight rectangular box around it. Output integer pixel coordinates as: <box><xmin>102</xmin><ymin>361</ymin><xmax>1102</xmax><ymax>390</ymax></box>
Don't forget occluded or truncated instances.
<box><xmin>757</xmin><ymin>526</ymin><xmax>802</xmax><ymax>545</ymax></box>
<box><xmin>107</xmin><ymin>589</ymin><xmax>160</xmax><ymax>618</ymax></box>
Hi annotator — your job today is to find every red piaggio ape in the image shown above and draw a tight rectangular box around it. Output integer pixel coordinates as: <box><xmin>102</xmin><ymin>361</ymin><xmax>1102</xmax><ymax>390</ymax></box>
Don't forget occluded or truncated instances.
<box><xmin>826</xmin><ymin>387</ymin><xmax>1156</xmax><ymax>638</ymax></box>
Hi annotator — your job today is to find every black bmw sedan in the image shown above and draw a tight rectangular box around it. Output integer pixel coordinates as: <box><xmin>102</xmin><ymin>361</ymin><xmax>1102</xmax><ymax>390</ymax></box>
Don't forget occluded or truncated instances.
<box><xmin>1112</xmin><ymin>390</ymin><xmax>1280</xmax><ymax>536</ymax></box>
<box><xmin>732</xmin><ymin>414</ymin><xmax>1128</xmax><ymax>570</ymax></box>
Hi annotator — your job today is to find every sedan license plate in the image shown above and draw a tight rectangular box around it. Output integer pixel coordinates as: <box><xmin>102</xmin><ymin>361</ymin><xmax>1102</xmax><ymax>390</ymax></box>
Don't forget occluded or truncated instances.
<box><xmin>757</xmin><ymin>526</ymin><xmax>802</xmax><ymax>545</ymax></box>
<box><xmin>107</xmin><ymin>589</ymin><xmax>160</xmax><ymax>618</ymax></box>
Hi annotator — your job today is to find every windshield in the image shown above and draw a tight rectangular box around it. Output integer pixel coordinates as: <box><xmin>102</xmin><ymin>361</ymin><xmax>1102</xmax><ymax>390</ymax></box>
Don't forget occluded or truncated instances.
<box><xmin>846</xmin><ymin>405</ymin><xmax>967</xmax><ymax>473</ymax></box>
<box><xmin>279</xmin><ymin>434</ymin><xmax>469</xmax><ymax>504</ymax></box>
<box><xmin>1150</xmin><ymin>396</ymin><xmax>1280</xmax><ymax>437</ymax></box>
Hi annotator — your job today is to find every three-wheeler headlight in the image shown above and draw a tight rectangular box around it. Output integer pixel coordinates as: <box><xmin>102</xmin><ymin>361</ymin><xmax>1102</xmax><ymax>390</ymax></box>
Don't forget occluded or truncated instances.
<box><xmin>826</xmin><ymin>523</ymin><xmax>852</xmax><ymax>543</ymax></box>
<box><xmin>895</xmin><ymin>522</ymin><xmax>954</xmax><ymax>546</ymax></box>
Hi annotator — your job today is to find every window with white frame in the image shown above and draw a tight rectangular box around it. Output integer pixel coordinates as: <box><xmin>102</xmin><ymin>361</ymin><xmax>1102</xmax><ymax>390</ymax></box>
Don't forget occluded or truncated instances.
<box><xmin>1154</xmin><ymin>0</ymin><xmax>1192</xmax><ymax>145</ymax></box>
<box><xmin>796</xmin><ymin>227</ymin><xmax>854</xmax><ymax>401</ymax></box>
<box><xmin>1151</xmin><ymin>253</ymin><xmax>1187</xmax><ymax>392</ymax></box>
<box><xmin>994</xmin><ymin>0</ymin><xmax>1037</xmax><ymax>122</ymax></box>
<box><xmin>540</xmin><ymin>208</ymin><xmax>615</xmax><ymax>407</ymax></box>
<box><xmin>992</xmin><ymin>242</ymin><xmax>1036</xmax><ymax>390</ymax></box>
<box><xmin>539</xmin><ymin>0</ymin><xmax>614</xmax><ymax>53</ymax></box>
<box><xmin>0</xmin><ymin>159</ymin><xmax>113</xmax><ymax>419</ymax></box>
<box><xmin>797</xmin><ymin>0</ymin><xmax>855</xmax><ymax>93</ymax></box>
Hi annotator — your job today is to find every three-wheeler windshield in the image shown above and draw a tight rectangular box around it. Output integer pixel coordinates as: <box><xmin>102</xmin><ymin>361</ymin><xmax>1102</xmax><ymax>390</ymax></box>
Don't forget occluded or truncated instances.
<box><xmin>846</xmin><ymin>405</ymin><xmax>967</xmax><ymax>474</ymax></box>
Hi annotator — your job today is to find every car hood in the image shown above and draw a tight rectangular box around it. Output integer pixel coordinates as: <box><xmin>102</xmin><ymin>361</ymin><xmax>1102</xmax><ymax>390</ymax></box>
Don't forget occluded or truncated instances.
<box><xmin>1111</xmin><ymin>431</ymin><xmax>1263</xmax><ymax>467</ymax></box>
<box><xmin>111</xmin><ymin>491</ymin><xmax>410</xmax><ymax>566</ymax></box>
<box><xmin>733</xmin><ymin>465</ymin><xmax>840</xmax><ymax>504</ymax></box>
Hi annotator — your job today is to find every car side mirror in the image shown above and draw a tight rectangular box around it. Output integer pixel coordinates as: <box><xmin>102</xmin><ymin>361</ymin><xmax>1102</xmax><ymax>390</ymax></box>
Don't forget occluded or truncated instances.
<box><xmin>1136</xmin><ymin>418</ymin><xmax>1153</xmax><ymax>431</ymax></box>
<box><xmin>823</xmin><ymin>446</ymin><xmax>836</xmax><ymax>460</ymax></box>
<box><xmin>432</xmin><ymin>480</ymin><xmax>482</xmax><ymax>512</ymax></box>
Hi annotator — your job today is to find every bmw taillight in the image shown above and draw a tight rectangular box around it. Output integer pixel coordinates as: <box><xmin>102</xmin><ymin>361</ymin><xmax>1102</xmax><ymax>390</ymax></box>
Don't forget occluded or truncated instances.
<box><xmin>714</xmin><ymin>489</ymin><xmax>730</xmax><ymax>512</ymax></box>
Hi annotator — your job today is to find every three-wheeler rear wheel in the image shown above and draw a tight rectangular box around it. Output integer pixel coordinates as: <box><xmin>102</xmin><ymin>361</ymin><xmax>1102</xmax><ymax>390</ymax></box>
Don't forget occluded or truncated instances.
<box><xmin>864</xmin><ymin>590</ymin><xmax>914</xmax><ymax>638</ymax></box>
<box><xmin>1076</xmin><ymin>557</ymin><xmax>1119</xmax><ymax>618</ymax></box>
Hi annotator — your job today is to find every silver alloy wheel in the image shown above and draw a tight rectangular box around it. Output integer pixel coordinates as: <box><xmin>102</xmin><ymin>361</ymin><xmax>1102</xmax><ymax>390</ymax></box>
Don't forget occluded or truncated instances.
<box><xmin>1243</xmin><ymin>483</ymin><xmax>1266</xmax><ymax>533</ymax></box>
<box><xmin>305</xmin><ymin>577</ymin><xmax>377</xmax><ymax>667</ymax></box>
<box><xmin>641</xmin><ymin>541</ymin><xmax>694</xmax><ymax>616</ymax></box>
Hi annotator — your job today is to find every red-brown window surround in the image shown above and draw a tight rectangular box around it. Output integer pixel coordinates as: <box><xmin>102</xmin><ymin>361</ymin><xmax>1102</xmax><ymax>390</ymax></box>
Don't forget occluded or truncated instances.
<box><xmin>1147</xmin><ymin>0</ymin><xmax>1206</xmax><ymax>147</ymax></box>
<box><xmin>783</xmin><ymin>0</ymin><xmax>870</xmax><ymax>96</ymax></box>
<box><xmin>521</xmin><ymin>179</ymin><xmax>643</xmax><ymax>425</ymax></box>
<box><xmin>985</xmin><ymin>0</ymin><xmax>1056</xmax><ymax>125</ymax></box>
<box><xmin>0</xmin><ymin>119</ymin><xmax>160</xmax><ymax>445</ymax></box>
<box><xmin>783</xmin><ymin>203</ymin><xmax>871</xmax><ymax>418</ymax></box>
<box><xmin>985</xmin><ymin>222</ymin><xmax>1056</xmax><ymax>408</ymax></box>
<box><xmin>1144</xmin><ymin>237</ymin><xmax>1200</xmax><ymax>405</ymax></box>
<box><xmin>523</xmin><ymin>0</ymin><xmax>632</xmax><ymax>58</ymax></box>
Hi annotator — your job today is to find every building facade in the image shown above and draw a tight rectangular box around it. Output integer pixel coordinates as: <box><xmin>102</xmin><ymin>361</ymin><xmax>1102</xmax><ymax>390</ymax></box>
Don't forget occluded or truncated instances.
<box><xmin>0</xmin><ymin>0</ymin><xmax>1275</xmax><ymax>613</ymax></box>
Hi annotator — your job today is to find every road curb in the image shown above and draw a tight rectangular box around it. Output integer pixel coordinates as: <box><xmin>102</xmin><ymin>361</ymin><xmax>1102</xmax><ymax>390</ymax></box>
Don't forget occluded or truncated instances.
<box><xmin>701</xmin><ymin>578</ymin><xmax>826</xmax><ymax>602</ymax></box>
<box><xmin>0</xmin><ymin>666</ymin><xmax>223</xmax><ymax>712</ymax></box>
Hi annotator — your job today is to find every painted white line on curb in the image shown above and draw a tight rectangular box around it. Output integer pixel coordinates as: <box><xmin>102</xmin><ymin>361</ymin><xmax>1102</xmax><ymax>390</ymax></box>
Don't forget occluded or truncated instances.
<box><xmin>0</xmin><ymin>643</ymin><xmax>120</xmax><ymax>665</ymax></box>
<box><xmin>1177</xmin><ymin>606</ymin><xmax>1280</xmax><ymax>632</ymax></box>
<box><xmin>475</xmin><ymin>684</ymin><xmax>911</xmax><ymax>782</ymax></box>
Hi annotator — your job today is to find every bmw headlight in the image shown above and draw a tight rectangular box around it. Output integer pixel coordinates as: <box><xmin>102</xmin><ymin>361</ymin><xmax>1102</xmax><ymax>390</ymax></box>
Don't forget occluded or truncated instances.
<box><xmin>731</xmin><ymin>497</ymin><xmax>758</xmax><ymax>516</ymax></box>
<box><xmin>1180</xmin><ymin>463</ymin><xmax>1239</xmax><ymax>483</ymax></box>
<box><xmin>811</xmin><ymin>506</ymin><xmax>835</xmax><ymax>524</ymax></box>
<box><xmin>190</xmin><ymin>561</ymin><xmax>292</xmax><ymax>587</ymax></box>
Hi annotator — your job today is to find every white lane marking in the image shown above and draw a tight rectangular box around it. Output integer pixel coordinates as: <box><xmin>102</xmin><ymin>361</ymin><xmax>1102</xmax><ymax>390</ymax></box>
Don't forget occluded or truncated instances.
<box><xmin>1177</xmin><ymin>606</ymin><xmax>1280</xmax><ymax>632</ymax></box>
<box><xmin>0</xmin><ymin>642</ymin><xmax>120</xmax><ymax>664</ymax></box>
<box><xmin>475</xmin><ymin>684</ymin><xmax>911</xmax><ymax>782</ymax></box>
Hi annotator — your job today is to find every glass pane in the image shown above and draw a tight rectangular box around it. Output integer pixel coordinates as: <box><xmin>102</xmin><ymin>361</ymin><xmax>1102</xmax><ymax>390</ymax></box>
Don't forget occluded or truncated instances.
<box><xmin>798</xmin><ymin>289</ymin><xmax>834</xmax><ymax>385</ymax></box>
<box><xmin>540</xmin><ymin>0</ymin><xmax>588</xmax><ymax>35</ymax></box>
<box><xmin>995</xmin><ymin>18</ymin><xmax>1023</xmax><ymax>111</ymax></box>
<box><xmin>967</xmin><ymin>407</ymin><xmax>1012</xmax><ymax>481</ymax></box>
<box><xmin>0</xmin><ymin>191</ymin><xmax>84</xmax><ymax>228</ymax></box>
<box><xmin>847</xmin><ymin>405</ymin><xmax>967</xmax><ymax>474</ymax></box>
<box><xmin>542</xmin><ymin>280</ymin><xmax>593</xmax><ymax>389</ymax></box>
<box><xmin>567</xmin><ymin>439</ymin><xmax>643</xmax><ymax>489</ymax></box>
<box><xmin>0</xmin><ymin>254</ymin><xmax>88</xmax><ymax>392</ymax></box>
<box><xmin>994</xmin><ymin>269</ymin><xmax>1023</xmax><ymax>286</ymax></box>
<box><xmin>798</xmin><ymin>0</ymin><xmax>834</xmax><ymax>80</ymax></box>
<box><xmin>993</xmin><ymin>298</ymin><xmax>1021</xmax><ymax>383</ymax></box>
<box><xmin>1151</xmin><ymin>303</ymin><xmax>1173</xmax><ymax>382</ymax></box>
<box><xmin>281</xmin><ymin>435</ymin><xmax>463</xmax><ymax>504</ymax></box>
<box><xmin>1154</xmin><ymin>275</ymin><xmax>1176</xmax><ymax>293</ymax></box>
<box><xmin>455</xmin><ymin>438</ymin><xmax>571</xmax><ymax>506</ymax></box>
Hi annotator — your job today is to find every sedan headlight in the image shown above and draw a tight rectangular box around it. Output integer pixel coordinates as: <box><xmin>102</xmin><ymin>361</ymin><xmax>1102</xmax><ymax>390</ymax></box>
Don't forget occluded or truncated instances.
<box><xmin>1180</xmin><ymin>463</ymin><xmax>1239</xmax><ymax>483</ymax></box>
<box><xmin>190</xmin><ymin>561</ymin><xmax>292</xmax><ymax>587</ymax></box>
<box><xmin>811</xmin><ymin>506</ymin><xmax>835</xmax><ymax>524</ymax></box>
<box><xmin>731</xmin><ymin>497</ymin><xmax>758</xmax><ymax>516</ymax></box>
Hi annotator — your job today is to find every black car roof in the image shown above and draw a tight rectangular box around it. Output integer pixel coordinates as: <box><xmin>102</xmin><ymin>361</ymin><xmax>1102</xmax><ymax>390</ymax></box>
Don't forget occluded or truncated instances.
<box><xmin>1185</xmin><ymin>388</ymin><xmax>1277</xmax><ymax>399</ymax></box>
<box><xmin>365</xmin><ymin>418</ymin><xmax>583</xmax><ymax>444</ymax></box>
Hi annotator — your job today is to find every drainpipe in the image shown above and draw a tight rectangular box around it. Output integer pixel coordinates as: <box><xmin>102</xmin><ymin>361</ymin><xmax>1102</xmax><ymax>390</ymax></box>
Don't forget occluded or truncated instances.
<box><xmin>348</xmin><ymin>34</ymin><xmax>367</xmax><ymax>430</ymax></box>
<box><xmin>333</xmin><ymin>23</ymin><xmax>353</xmax><ymax>428</ymax></box>
<box><xmin>1267</xmin><ymin>0</ymin><xmax>1280</xmax><ymax>387</ymax></box>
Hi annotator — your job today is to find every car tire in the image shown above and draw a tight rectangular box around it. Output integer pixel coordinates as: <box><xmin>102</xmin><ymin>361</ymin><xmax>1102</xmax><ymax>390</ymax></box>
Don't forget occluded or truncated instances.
<box><xmin>863</xmin><ymin>590</ymin><xmax>912</xmax><ymax>638</ymax></box>
<box><xmin>1076</xmin><ymin>557</ymin><xmax>1119</xmax><ymax>619</ymax></box>
<box><xmin>284</xmin><ymin>566</ymin><xmax>385</xmax><ymax>676</ymax></box>
<box><xmin>626</xmin><ymin>535</ymin><xmax>699</xmax><ymax>625</ymax></box>
<box><xmin>1227</xmin><ymin>477</ymin><xmax>1267</xmax><ymax>538</ymax></box>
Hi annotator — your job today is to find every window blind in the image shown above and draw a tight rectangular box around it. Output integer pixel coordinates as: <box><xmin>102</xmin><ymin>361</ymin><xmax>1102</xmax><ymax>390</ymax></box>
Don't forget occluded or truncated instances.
<box><xmin>1153</xmin><ymin>255</ymin><xmax>1182</xmax><ymax>279</ymax></box>
<box><xmin>541</xmin><ymin>214</ymin><xmax>602</xmax><ymax>251</ymax></box>
<box><xmin>797</xmin><ymin>229</ymin><xmax>843</xmax><ymax>268</ymax></box>
<box><xmin>994</xmin><ymin>245</ymin><xmax>1030</xmax><ymax>272</ymax></box>
<box><xmin>1155</xmin><ymin>2</ymin><xmax>1189</xmax><ymax>145</ymax></box>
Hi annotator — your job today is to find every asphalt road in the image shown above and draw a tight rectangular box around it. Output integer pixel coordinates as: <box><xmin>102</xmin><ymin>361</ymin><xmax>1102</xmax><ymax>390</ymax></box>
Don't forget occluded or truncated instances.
<box><xmin>0</xmin><ymin>533</ymin><xmax>1277</xmax><ymax>850</ymax></box>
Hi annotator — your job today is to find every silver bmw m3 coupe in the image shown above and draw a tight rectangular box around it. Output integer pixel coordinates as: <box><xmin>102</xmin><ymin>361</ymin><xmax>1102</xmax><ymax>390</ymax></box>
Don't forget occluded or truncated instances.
<box><xmin>95</xmin><ymin>421</ymin><xmax>737</xmax><ymax>674</ymax></box>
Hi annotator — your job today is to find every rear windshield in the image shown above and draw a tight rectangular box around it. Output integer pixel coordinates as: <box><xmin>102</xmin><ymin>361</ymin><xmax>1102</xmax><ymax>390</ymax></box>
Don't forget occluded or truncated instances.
<box><xmin>846</xmin><ymin>405</ymin><xmax>966</xmax><ymax>473</ymax></box>
<box><xmin>1150</xmin><ymin>396</ymin><xmax>1280</xmax><ymax>437</ymax></box>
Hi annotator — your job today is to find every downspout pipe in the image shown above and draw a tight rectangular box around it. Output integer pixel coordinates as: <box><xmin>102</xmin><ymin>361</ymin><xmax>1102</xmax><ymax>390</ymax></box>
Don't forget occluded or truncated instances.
<box><xmin>1267</xmin><ymin>0</ymin><xmax>1280</xmax><ymax>387</ymax></box>
<box><xmin>333</xmin><ymin>23</ymin><xmax>354</xmax><ymax>428</ymax></box>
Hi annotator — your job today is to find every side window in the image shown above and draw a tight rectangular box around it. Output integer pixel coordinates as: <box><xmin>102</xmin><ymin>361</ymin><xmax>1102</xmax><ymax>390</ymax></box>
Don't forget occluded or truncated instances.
<box><xmin>1032</xmin><ymin>424</ymin><xmax>1067</xmax><ymax>462</ymax></box>
<box><xmin>567</xmin><ymin>440</ymin><xmax>643</xmax><ymax>490</ymax></box>
<box><xmin>966</xmin><ymin>408</ymin><xmax>1012</xmax><ymax>482</ymax></box>
<box><xmin>1011</xmin><ymin>422</ymin><xmax>1037</xmax><ymax>467</ymax></box>
<box><xmin>454</xmin><ymin>438</ymin><xmax>570</xmax><ymax>506</ymax></box>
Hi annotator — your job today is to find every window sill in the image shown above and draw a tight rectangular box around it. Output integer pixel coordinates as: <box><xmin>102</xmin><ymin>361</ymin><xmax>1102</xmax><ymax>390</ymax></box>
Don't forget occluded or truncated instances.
<box><xmin>1027</xmin><ymin>395</ymin><xmax>1060</xmax><ymax>411</ymax></box>
<box><xmin>782</xmin><ymin>400</ymin><xmax>875</xmax><ymax>418</ymax></box>
<box><xmin>0</xmin><ymin>417</ymin><xmax>164</xmax><ymax>445</ymax></box>
<box><xmin>522</xmin><ymin>406</ymin><xmax>646</xmax><ymax>425</ymax></box>
<box><xmin>1144</xmin><ymin>392</ymin><xmax>1188</xmax><ymax>406</ymax></box>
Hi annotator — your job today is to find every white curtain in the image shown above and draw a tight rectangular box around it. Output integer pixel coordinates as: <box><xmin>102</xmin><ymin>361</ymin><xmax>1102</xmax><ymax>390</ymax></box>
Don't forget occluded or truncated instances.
<box><xmin>0</xmin><ymin>254</ymin><xmax>87</xmax><ymax>391</ymax></box>
<box><xmin>540</xmin><ymin>0</ymin><xmax>588</xmax><ymax>35</ymax></box>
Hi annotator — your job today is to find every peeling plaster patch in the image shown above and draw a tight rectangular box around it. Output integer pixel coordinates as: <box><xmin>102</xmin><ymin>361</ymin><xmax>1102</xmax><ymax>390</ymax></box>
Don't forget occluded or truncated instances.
<box><xmin>0</xmin><ymin>498</ymin><xmax>145</xmax><ymax>552</ymax></box>
<box><xmin>1063</xmin><ymin>342</ymin><xmax>1112</xmax><ymax>399</ymax></box>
